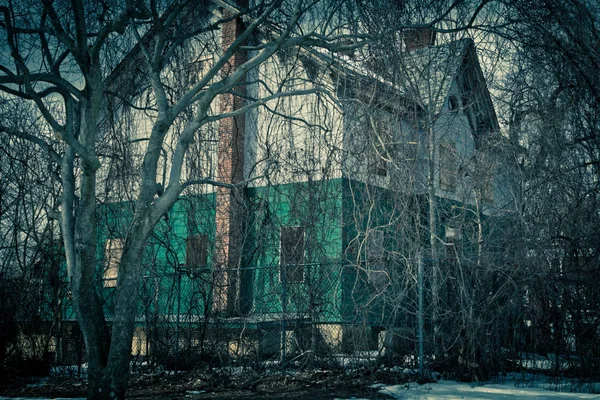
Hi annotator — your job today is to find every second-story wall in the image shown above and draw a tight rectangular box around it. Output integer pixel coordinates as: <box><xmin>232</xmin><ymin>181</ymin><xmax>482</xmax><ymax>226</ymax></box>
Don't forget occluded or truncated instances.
<box><xmin>244</xmin><ymin>52</ymin><xmax>345</xmax><ymax>187</ymax></box>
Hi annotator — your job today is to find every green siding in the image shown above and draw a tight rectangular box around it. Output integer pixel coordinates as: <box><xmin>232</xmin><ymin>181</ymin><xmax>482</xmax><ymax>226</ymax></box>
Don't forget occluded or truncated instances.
<box><xmin>94</xmin><ymin>181</ymin><xmax>346</xmax><ymax>325</ymax></box>
<box><xmin>62</xmin><ymin>176</ymin><xmax>493</xmax><ymax>335</ymax></box>
<box><xmin>245</xmin><ymin>178</ymin><xmax>344</xmax><ymax>322</ymax></box>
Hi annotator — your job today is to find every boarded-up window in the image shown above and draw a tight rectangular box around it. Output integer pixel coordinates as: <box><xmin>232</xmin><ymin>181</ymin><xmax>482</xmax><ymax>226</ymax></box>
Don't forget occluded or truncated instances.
<box><xmin>280</xmin><ymin>226</ymin><xmax>305</xmax><ymax>283</ymax></box>
<box><xmin>186</xmin><ymin>235</ymin><xmax>208</xmax><ymax>269</ymax></box>
<box><xmin>104</xmin><ymin>238</ymin><xmax>124</xmax><ymax>288</ymax></box>
<box><xmin>439</xmin><ymin>142</ymin><xmax>458</xmax><ymax>190</ymax></box>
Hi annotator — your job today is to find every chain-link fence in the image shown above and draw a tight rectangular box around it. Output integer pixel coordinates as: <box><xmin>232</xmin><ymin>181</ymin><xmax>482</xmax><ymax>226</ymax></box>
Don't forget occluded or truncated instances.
<box><xmin>1</xmin><ymin>260</ymin><xmax>424</xmax><ymax>376</ymax></box>
<box><xmin>5</xmin><ymin>255</ymin><xmax>599</xmax><ymax>382</ymax></box>
<box><xmin>121</xmin><ymin>262</ymin><xmax>420</xmax><ymax>371</ymax></box>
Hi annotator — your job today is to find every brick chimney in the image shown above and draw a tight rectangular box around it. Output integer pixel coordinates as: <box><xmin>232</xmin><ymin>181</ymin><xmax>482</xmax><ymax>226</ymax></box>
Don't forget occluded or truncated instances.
<box><xmin>404</xmin><ymin>28</ymin><xmax>436</xmax><ymax>51</ymax></box>
<box><xmin>213</xmin><ymin>2</ymin><xmax>248</xmax><ymax>314</ymax></box>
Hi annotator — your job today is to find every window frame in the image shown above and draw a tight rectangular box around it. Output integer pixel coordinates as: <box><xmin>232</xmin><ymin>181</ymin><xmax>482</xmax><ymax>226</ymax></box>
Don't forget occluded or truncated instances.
<box><xmin>443</xmin><ymin>225</ymin><xmax>462</xmax><ymax>264</ymax></box>
<box><xmin>186</xmin><ymin>234</ymin><xmax>209</xmax><ymax>271</ymax></box>
<box><xmin>368</xmin><ymin>116</ymin><xmax>392</xmax><ymax>177</ymax></box>
<box><xmin>439</xmin><ymin>141</ymin><xmax>458</xmax><ymax>191</ymax></box>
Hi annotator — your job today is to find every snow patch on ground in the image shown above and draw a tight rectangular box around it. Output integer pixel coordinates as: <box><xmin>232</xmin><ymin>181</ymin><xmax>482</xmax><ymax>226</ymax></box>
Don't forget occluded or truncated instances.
<box><xmin>0</xmin><ymin>398</ymin><xmax>85</xmax><ymax>400</ymax></box>
<box><xmin>378</xmin><ymin>380</ymin><xmax>600</xmax><ymax>399</ymax></box>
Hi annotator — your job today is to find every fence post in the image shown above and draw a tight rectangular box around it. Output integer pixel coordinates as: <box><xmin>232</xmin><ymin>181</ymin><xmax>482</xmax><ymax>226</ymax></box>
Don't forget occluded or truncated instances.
<box><xmin>418</xmin><ymin>251</ymin><xmax>424</xmax><ymax>380</ymax></box>
<box><xmin>281</xmin><ymin>268</ymin><xmax>287</xmax><ymax>369</ymax></box>
<box><xmin>176</xmin><ymin>271</ymin><xmax>181</xmax><ymax>364</ymax></box>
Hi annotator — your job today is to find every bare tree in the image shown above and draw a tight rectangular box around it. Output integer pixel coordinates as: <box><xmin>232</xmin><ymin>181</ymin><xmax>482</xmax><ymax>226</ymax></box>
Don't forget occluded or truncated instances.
<box><xmin>492</xmin><ymin>0</ymin><xmax>600</xmax><ymax>377</ymax></box>
<box><xmin>0</xmin><ymin>102</ymin><xmax>63</xmax><ymax>377</ymax></box>
<box><xmin>0</xmin><ymin>0</ymin><xmax>370</xmax><ymax>397</ymax></box>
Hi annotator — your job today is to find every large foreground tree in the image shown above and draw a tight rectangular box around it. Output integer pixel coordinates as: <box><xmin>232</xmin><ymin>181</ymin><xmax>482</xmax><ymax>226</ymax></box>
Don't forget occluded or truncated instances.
<box><xmin>0</xmin><ymin>0</ymin><xmax>371</xmax><ymax>397</ymax></box>
<box><xmin>0</xmin><ymin>0</ymin><xmax>514</xmax><ymax>396</ymax></box>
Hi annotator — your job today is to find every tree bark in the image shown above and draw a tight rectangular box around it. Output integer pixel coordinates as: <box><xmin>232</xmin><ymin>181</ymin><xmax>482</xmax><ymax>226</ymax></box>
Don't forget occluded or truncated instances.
<box><xmin>426</xmin><ymin>122</ymin><xmax>441</xmax><ymax>357</ymax></box>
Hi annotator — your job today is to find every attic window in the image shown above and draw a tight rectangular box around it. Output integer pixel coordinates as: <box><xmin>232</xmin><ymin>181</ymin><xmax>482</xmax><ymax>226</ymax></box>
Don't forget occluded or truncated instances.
<box><xmin>448</xmin><ymin>96</ymin><xmax>459</xmax><ymax>112</ymax></box>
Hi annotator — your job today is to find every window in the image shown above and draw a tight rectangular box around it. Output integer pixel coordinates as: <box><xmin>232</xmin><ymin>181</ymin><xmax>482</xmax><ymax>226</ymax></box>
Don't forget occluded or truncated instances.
<box><xmin>365</xmin><ymin>230</ymin><xmax>389</xmax><ymax>292</ymax></box>
<box><xmin>445</xmin><ymin>226</ymin><xmax>460</xmax><ymax>242</ymax></box>
<box><xmin>448</xmin><ymin>95</ymin><xmax>459</xmax><ymax>112</ymax></box>
<box><xmin>104</xmin><ymin>238</ymin><xmax>124</xmax><ymax>288</ymax></box>
<box><xmin>370</xmin><ymin>148</ymin><xmax>388</xmax><ymax>176</ymax></box>
<box><xmin>280</xmin><ymin>226</ymin><xmax>305</xmax><ymax>283</ymax></box>
<box><xmin>368</xmin><ymin>117</ymin><xmax>391</xmax><ymax>177</ymax></box>
<box><xmin>403</xmin><ymin>141</ymin><xmax>419</xmax><ymax>162</ymax></box>
<box><xmin>439</xmin><ymin>142</ymin><xmax>458</xmax><ymax>191</ymax></box>
<box><xmin>475</xmin><ymin>152</ymin><xmax>495</xmax><ymax>202</ymax></box>
<box><xmin>482</xmin><ymin>178</ymin><xmax>494</xmax><ymax>202</ymax></box>
<box><xmin>186</xmin><ymin>234</ymin><xmax>208</xmax><ymax>269</ymax></box>
<box><xmin>366</xmin><ymin>230</ymin><xmax>385</xmax><ymax>264</ymax></box>
<box><xmin>444</xmin><ymin>226</ymin><xmax>461</xmax><ymax>264</ymax></box>
<box><xmin>185</xmin><ymin>136</ymin><xmax>217</xmax><ymax>182</ymax></box>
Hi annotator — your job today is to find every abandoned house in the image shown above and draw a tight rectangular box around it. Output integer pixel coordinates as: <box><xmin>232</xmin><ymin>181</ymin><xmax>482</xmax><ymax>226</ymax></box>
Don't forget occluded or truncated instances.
<box><xmin>25</xmin><ymin>2</ymin><xmax>516</xmax><ymax>365</ymax></box>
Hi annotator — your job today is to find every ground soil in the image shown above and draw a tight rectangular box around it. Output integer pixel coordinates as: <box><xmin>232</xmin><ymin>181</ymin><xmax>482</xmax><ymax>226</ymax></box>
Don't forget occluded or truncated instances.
<box><xmin>0</xmin><ymin>369</ymin><xmax>407</xmax><ymax>399</ymax></box>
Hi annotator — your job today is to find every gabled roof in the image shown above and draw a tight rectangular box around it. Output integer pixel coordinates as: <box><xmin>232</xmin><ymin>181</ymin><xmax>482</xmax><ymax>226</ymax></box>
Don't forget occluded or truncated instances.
<box><xmin>401</xmin><ymin>37</ymin><xmax>500</xmax><ymax>137</ymax></box>
<box><xmin>400</xmin><ymin>38</ymin><xmax>472</xmax><ymax>114</ymax></box>
<box><xmin>311</xmin><ymin>37</ymin><xmax>499</xmax><ymax>137</ymax></box>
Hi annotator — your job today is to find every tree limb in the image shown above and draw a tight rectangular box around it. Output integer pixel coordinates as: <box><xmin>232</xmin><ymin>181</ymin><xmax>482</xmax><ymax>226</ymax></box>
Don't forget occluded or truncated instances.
<box><xmin>0</xmin><ymin>124</ymin><xmax>62</xmax><ymax>164</ymax></box>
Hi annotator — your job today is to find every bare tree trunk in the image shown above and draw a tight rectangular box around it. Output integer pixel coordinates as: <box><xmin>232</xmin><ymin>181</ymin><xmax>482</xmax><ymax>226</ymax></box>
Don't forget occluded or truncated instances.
<box><xmin>426</xmin><ymin>123</ymin><xmax>441</xmax><ymax>357</ymax></box>
<box><xmin>417</xmin><ymin>250</ymin><xmax>425</xmax><ymax>380</ymax></box>
<box><xmin>100</xmin><ymin>236</ymin><xmax>146</xmax><ymax>399</ymax></box>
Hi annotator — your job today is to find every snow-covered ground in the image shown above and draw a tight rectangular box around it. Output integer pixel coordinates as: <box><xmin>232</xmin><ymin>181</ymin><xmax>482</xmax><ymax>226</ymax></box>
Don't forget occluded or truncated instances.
<box><xmin>2</xmin><ymin>373</ymin><xmax>599</xmax><ymax>400</ymax></box>
<box><xmin>370</xmin><ymin>379</ymin><xmax>600</xmax><ymax>399</ymax></box>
